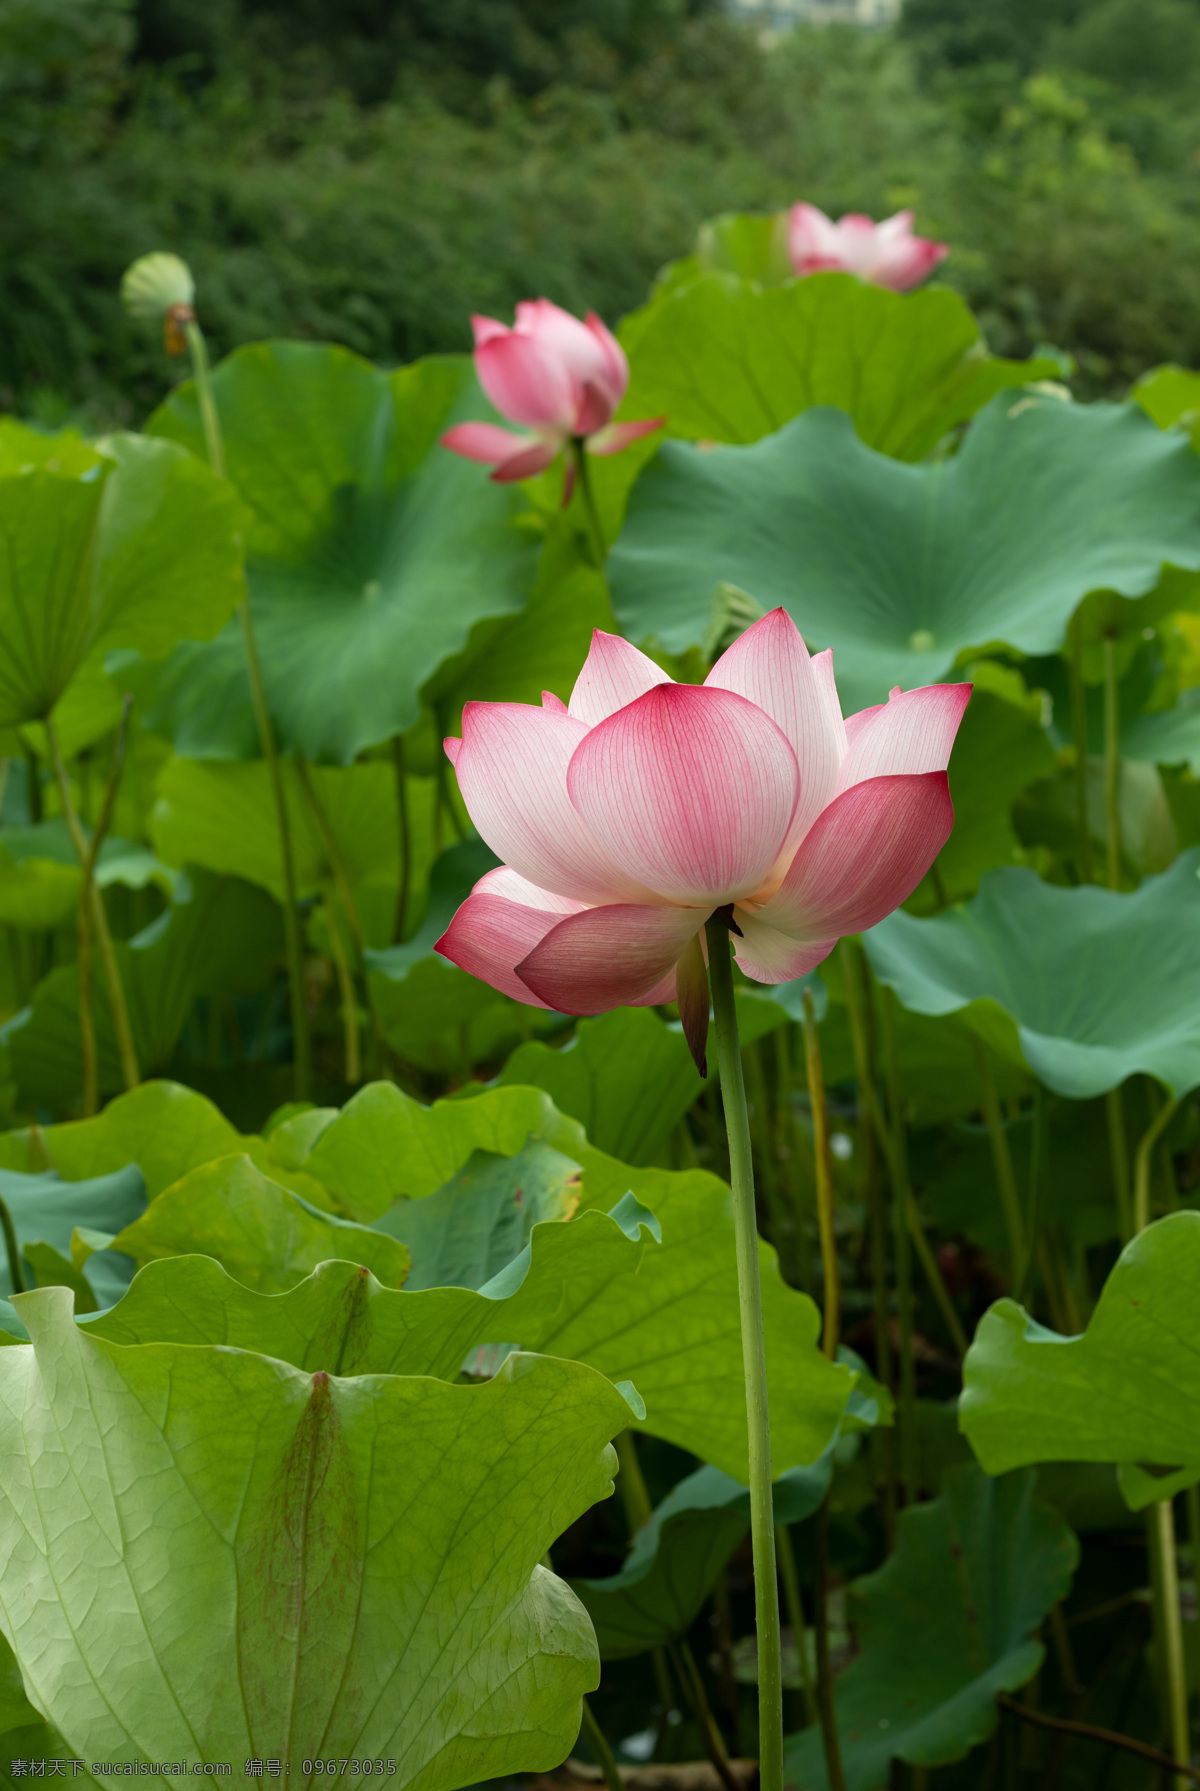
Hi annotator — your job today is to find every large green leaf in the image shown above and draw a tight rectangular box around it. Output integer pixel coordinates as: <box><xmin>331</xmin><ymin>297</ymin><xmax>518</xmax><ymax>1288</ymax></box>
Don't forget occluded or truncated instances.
<box><xmin>571</xmin><ymin>1457</ymin><xmax>831</xmax><ymax>1659</ymax></box>
<box><xmin>0</xmin><ymin>1161</ymin><xmax>144</xmax><ymax>1315</ymax></box>
<box><xmin>0</xmin><ymin>1282</ymin><xmax>636</xmax><ymax>1774</ymax></box>
<box><xmin>375</xmin><ymin>1140</ymin><xmax>582</xmax><ymax>1290</ymax></box>
<box><xmin>961</xmin><ymin>1212</ymin><xmax>1200</xmax><ymax>1508</ymax></box>
<box><xmin>622</xmin><ymin>272</ymin><xmax>1059</xmax><ymax>462</ymax></box>
<box><xmin>609</xmin><ymin>393</ymin><xmax>1200</xmax><ymax>714</ymax></box>
<box><xmin>106</xmin><ymin>1153</ymin><xmax>412</xmax><ymax>1294</ymax></box>
<box><xmin>864</xmin><ymin>849</ymin><xmax>1200</xmax><ymax>1099</ymax></box>
<box><xmin>0</xmin><ymin>421</ymin><xmax>243</xmax><ymax>726</ymax></box>
<box><xmin>0</xmin><ymin>820</ymin><xmax>178</xmax><ymax>930</ymax></box>
<box><xmin>1</xmin><ymin>872</ymin><xmax>282</xmax><ymax>1105</ymax></box>
<box><xmin>136</xmin><ymin>343</ymin><xmax>539</xmax><ymax>763</ymax></box>
<box><xmin>784</xmin><ymin>1466</ymin><xmax>1078</xmax><ymax>1791</ymax></box>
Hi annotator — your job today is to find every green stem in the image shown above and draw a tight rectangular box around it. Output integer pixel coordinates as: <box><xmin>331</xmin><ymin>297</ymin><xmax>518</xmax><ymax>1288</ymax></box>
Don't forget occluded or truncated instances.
<box><xmin>704</xmin><ymin>916</ymin><xmax>782</xmax><ymax>1791</ymax></box>
<box><xmin>776</xmin><ymin>1024</ymin><xmax>813</xmax><ymax>1292</ymax></box>
<box><xmin>879</xmin><ymin>985</ymin><xmax>918</xmax><ymax>1502</ymax></box>
<box><xmin>1106</xmin><ymin>1084</ymin><xmax>1132</xmax><ymax>1243</ymax></box>
<box><xmin>46</xmin><ymin>715</ymin><xmax>139</xmax><ymax>1095</ymax></box>
<box><xmin>1067</xmin><ymin>612</ymin><xmax>1094</xmax><ymax>883</ymax></box>
<box><xmin>1102</xmin><ymin>633</ymin><xmax>1121</xmax><ymax>892</ymax></box>
<box><xmin>77</xmin><ymin>699</ymin><xmax>133</xmax><ymax>1116</ymax></box>
<box><xmin>668</xmin><ymin>1640</ymin><xmax>741</xmax><ymax>1791</ymax></box>
<box><xmin>1134</xmin><ymin>1091</ymin><xmax>1179</xmax><ymax>1235</ymax></box>
<box><xmin>972</xmin><ymin>1035</ymin><xmax>1025</xmax><ymax>1273</ymax></box>
<box><xmin>813</xmin><ymin>1500</ymin><xmax>847</xmax><ymax>1791</ymax></box>
<box><xmin>322</xmin><ymin>891</ymin><xmax>360</xmax><ymax>1085</ymax></box>
<box><xmin>1149</xmin><ymin>1498</ymin><xmax>1191</xmax><ymax>1791</ymax></box>
<box><xmin>802</xmin><ymin>986</ymin><xmax>840</xmax><ymax>1357</ymax></box>
<box><xmin>1189</xmin><ymin>1483</ymin><xmax>1200</xmax><ymax>1716</ymax></box>
<box><xmin>572</xmin><ymin>439</ymin><xmax>609</xmax><ymax>574</ymax></box>
<box><xmin>614</xmin><ymin>1429</ymin><xmax>653</xmax><ymax>1534</ymax></box>
<box><xmin>776</xmin><ymin>1521</ymin><xmax>818</xmax><ymax>1729</ymax></box>
<box><xmin>747</xmin><ymin>1041</ymin><xmax>788</xmax><ymax>1273</ymax></box>
<box><xmin>1017</xmin><ymin>1084</ymin><xmax>1044</xmax><ymax>1305</ymax></box>
<box><xmin>579</xmin><ymin>1697</ymin><xmax>624</xmax><ymax>1791</ymax></box>
<box><xmin>392</xmin><ymin>735</ymin><xmax>411</xmax><ymax>943</ymax></box>
<box><xmin>711</xmin><ymin>1572</ymin><xmax>743</xmax><ymax>1755</ymax></box>
<box><xmin>0</xmin><ymin>1195</ymin><xmax>24</xmax><ymax>1295</ymax></box>
<box><xmin>23</xmin><ymin>744</ymin><xmax>42</xmax><ymax>824</ymax></box>
<box><xmin>185</xmin><ymin>319</ymin><xmax>311</xmax><ymax>1101</ymax></box>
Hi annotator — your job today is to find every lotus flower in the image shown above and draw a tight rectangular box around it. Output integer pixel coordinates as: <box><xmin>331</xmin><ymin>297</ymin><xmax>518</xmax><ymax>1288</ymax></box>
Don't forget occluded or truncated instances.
<box><xmin>437</xmin><ymin>611</ymin><xmax>969</xmax><ymax>1071</ymax></box>
<box><xmin>787</xmin><ymin>204</ymin><xmax>948</xmax><ymax>293</ymax></box>
<box><xmin>441</xmin><ymin>299</ymin><xmax>664</xmax><ymax>483</ymax></box>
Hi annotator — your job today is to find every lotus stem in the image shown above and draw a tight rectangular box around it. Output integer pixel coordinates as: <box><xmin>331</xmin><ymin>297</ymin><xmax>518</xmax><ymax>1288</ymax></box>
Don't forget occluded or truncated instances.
<box><xmin>1134</xmin><ymin>1091</ymin><xmax>1179</xmax><ymax>1235</ymax></box>
<box><xmin>971</xmin><ymin>1034</ymin><xmax>1025</xmax><ymax>1273</ymax></box>
<box><xmin>1102</xmin><ymin>632</ymin><xmax>1121</xmax><ymax>891</ymax></box>
<box><xmin>572</xmin><ymin>439</ymin><xmax>609</xmax><ymax>573</ymax></box>
<box><xmin>998</xmin><ymin>1694</ymin><xmax>1200</xmax><ymax>1782</ymax></box>
<box><xmin>0</xmin><ymin>1194</ymin><xmax>24</xmax><ymax>1295</ymax></box>
<box><xmin>668</xmin><ymin>1639</ymin><xmax>741</xmax><ymax>1791</ymax></box>
<box><xmin>801</xmin><ymin>986</ymin><xmax>839</xmax><ymax>1358</ymax></box>
<box><xmin>1067</xmin><ymin>612</ymin><xmax>1094</xmax><ymax>883</ymax></box>
<box><xmin>614</xmin><ymin>1429</ymin><xmax>653</xmax><ymax>1534</ymax></box>
<box><xmin>322</xmin><ymin>892</ymin><xmax>360</xmax><ymax>1085</ymax></box>
<box><xmin>878</xmin><ymin>984</ymin><xmax>918</xmax><ymax>1501</ymax></box>
<box><xmin>76</xmin><ymin>698</ymin><xmax>133</xmax><ymax>1116</ymax></box>
<box><xmin>1106</xmin><ymin>1084</ymin><xmax>1132</xmax><ymax>1242</ymax></box>
<box><xmin>184</xmin><ymin>317</ymin><xmax>311</xmax><ymax>1101</ymax></box>
<box><xmin>392</xmin><ymin>735</ymin><xmax>412</xmax><ymax>943</ymax></box>
<box><xmin>579</xmin><ymin>1697</ymin><xmax>624</xmax><ymax>1791</ymax></box>
<box><xmin>775</xmin><ymin>1521</ymin><xmax>818</xmax><ymax>1729</ymax></box>
<box><xmin>747</xmin><ymin>1040</ymin><xmax>789</xmax><ymax>1279</ymax></box>
<box><xmin>704</xmin><ymin>915</ymin><xmax>783</xmax><ymax>1791</ymax></box>
<box><xmin>1148</xmin><ymin>1497</ymin><xmax>1191</xmax><ymax>1791</ymax></box>
<box><xmin>46</xmin><ymin>714</ymin><xmax>139</xmax><ymax>1096</ymax></box>
<box><xmin>1016</xmin><ymin>1084</ymin><xmax>1044</xmax><ymax>1305</ymax></box>
<box><xmin>813</xmin><ymin>1499</ymin><xmax>847</xmax><ymax>1791</ymax></box>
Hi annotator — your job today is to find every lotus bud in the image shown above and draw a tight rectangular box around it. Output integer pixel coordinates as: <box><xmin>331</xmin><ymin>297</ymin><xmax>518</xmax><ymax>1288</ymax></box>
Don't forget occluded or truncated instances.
<box><xmin>120</xmin><ymin>252</ymin><xmax>197</xmax><ymax>355</ymax></box>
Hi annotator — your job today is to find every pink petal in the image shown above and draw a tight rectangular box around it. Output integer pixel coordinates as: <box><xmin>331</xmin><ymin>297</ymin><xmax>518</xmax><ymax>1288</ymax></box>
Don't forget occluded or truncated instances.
<box><xmin>516</xmin><ymin>902</ymin><xmax>703</xmax><ymax>1014</ymax></box>
<box><xmin>811</xmin><ymin>650</ymin><xmax>848</xmax><ymax>763</ymax></box>
<box><xmin>444</xmin><ymin>735</ymin><xmax>462</xmax><ymax>767</ymax></box>
<box><xmin>732</xmin><ymin>914</ymin><xmax>837</xmax><ymax>985</ymax></box>
<box><xmin>568</xmin><ymin>630</ymin><xmax>672</xmax><ymax>727</ymax></box>
<box><xmin>453</xmin><ymin>701</ymin><xmax>658</xmax><ymax>906</ymax></box>
<box><xmin>475</xmin><ymin>332</ymin><xmax>577</xmax><ymax>432</ymax></box>
<box><xmin>542</xmin><ymin>690</ymin><xmax>568</xmax><ymax>714</ymax></box>
<box><xmin>490</xmin><ymin>436</ymin><xmax>563</xmax><ymax>482</ymax></box>
<box><xmin>584</xmin><ymin>312</ymin><xmax>630</xmax><ymax>408</ymax></box>
<box><xmin>586</xmin><ymin>416</ymin><xmax>666</xmax><ymax>457</ymax></box>
<box><xmin>566</xmin><ymin>683</ymin><xmax>800</xmax><ymax>906</ymax></box>
<box><xmin>706</xmin><ymin>609</ymin><xmax>846</xmax><ymax>858</ymax></box>
<box><xmin>836</xmin><ymin>684</ymin><xmax>971</xmax><ymax>793</ymax></box>
<box><xmin>787</xmin><ymin>202</ymin><xmax>842</xmax><ymax>271</ymax></box>
<box><xmin>472</xmin><ymin>865</ymin><xmax>583</xmax><ymax>913</ymax></box>
<box><xmin>440</xmin><ymin>421</ymin><xmax>535</xmax><ymax>465</ymax></box>
<box><xmin>470</xmin><ymin>314</ymin><xmax>509</xmax><ymax>348</ymax></box>
<box><xmin>675</xmin><ymin>930</ymin><xmax>710</xmax><ymax>1076</ymax></box>
<box><xmin>870</xmin><ymin>236</ymin><xmax>949</xmax><ymax>293</ymax></box>
<box><xmin>516</xmin><ymin>298</ymin><xmax>615</xmax><ymax>398</ymax></box>
<box><xmin>436</xmin><ymin>888</ymin><xmax>581</xmax><ymax>1008</ymax></box>
<box><xmin>753</xmin><ymin>771</ymin><xmax>954</xmax><ymax>942</ymax></box>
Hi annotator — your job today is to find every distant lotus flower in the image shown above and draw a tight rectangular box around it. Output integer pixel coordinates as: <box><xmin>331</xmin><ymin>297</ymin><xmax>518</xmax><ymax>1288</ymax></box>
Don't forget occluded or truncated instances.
<box><xmin>787</xmin><ymin>204</ymin><xmax>948</xmax><ymax>293</ymax></box>
<box><xmin>441</xmin><ymin>299</ymin><xmax>664</xmax><ymax>483</ymax></box>
<box><xmin>120</xmin><ymin>252</ymin><xmax>197</xmax><ymax>354</ymax></box>
<box><xmin>437</xmin><ymin>610</ymin><xmax>969</xmax><ymax>1070</ymax></box>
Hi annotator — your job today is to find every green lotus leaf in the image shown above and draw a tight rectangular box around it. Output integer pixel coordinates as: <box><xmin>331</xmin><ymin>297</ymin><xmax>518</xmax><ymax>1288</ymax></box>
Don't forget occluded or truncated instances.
<box><xmin>0</xmin><ymin>1632</ymin><xmax>70</xmax><ymax>1761</ymax></box>
<box><xmin>134</xmin><ymin>342</ymin><xmax>539</xmax><ymax>764</ymax></box>
<box><xmin>609</xmin><ymin>393</ymin><xmax>1200</xmax><ymax>715</ymax></box>
<box><xmin>864</xmin><ymin>850</ymin><xmax>1200</xmax><ymax>1099</ymax></box>
<box><xmin>622</xmin><ymin>271</ymin><xmax>1061</xmax><ymax>462</ymax></box>
<box><xmin>86</xmin><ymin>1162</ymin><xmax>851</xmax><ymax>1479</ymax></box>
<box><xmin>375</xmin><ymin>1139</ymin><xmax>582</xmax><ymax>1290</ymax></box>
<box><xmin>571</xmin><ymin>1456</ymin><xmax>831</xmax><ymax>1659</ymax></box>
<box><xmin>961</xmin><ymin>1212</ymin><xmax>1200</xmax><ymax>1508</ymax></box>
<box><xmin>0</xmin><ymin>821</ymin><xmax>177</xmax><ymax>929</ymax></box>
<box><xmin>0</xmin><ymin>422</ymin><xmax>243</xmax><ymax>728</ymax></box>
<box><xmin>1134</xmin><ymin>363</ymin><xmax>1200</xmax><ymax>437</ymax></box>
<box><xmin>0</xmin><ymin>1282</ymin><xmax>635</xmax><ymax>1773</ymax></box>
<box><xmin>0</xmin><ymin>1161</ymin><xmax>144</xmax><ymax>1317</ymax></box>
<box><xmin>107</xmin><ymin>1153</ymin><xmax>411</xmax><ymax>1293</ymax></box>
<box><xmin>785</xmin><ymin>1465</ymin><xmax>1078</xmax><ymax>1790</ymax></box>
<box><xmin>1</xmin><ymin>872</ymin><xmax>283</xmax><ymax>1106</ymax></box>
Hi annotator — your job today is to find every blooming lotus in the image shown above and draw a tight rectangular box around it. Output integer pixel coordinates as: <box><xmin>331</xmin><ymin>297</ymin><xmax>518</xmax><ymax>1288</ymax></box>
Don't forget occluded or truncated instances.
<box><xmin>788</xmin><ymin>204</ymin><xmax>948</xmax><ymax>293</ymax></box>
<box><xmin>437</xmin><ymin>610</ymin><xmax>969</xmax><ymax>1071</ymax></box>
<box><xmin>441</xmin><ymin>298</ymin><xmax>664</xmax><ymax>484</ymax></box>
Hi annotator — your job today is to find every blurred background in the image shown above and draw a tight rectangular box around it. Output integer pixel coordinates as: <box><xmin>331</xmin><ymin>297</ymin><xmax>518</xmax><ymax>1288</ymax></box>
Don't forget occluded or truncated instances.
<box><xmin>4</xmin><ymin>0</ymin><xmax>1200</xmax><ymax>427</ymax></box>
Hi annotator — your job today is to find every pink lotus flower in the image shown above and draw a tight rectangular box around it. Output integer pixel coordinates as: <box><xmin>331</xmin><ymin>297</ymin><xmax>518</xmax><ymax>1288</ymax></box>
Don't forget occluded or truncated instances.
<box><xmin>788</xmin><ymin>204</ymin><xmax>948</xmax><ymax>293</ymax></box>
<box><xmin>441</xmin><ymin>299</ymin><xmax>664</xmax><ymax>483</ymax></box>
<box><xmin>436</xmin><ymin>611</ymin><xmax>969</xmax><ymax>1072</ymax></box>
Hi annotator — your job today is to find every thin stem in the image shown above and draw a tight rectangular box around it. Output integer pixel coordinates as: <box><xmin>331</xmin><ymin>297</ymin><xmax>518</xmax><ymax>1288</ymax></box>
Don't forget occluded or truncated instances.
<box><xmin>802</xmin><ymin>987</ymin><xmax>839</xmax><ymax>1358</ymax></box>
<box><xmin>776</xmin><ymin>1522</ymin><xmax>818</xmax><ymax>1729</ymax></box>
<box><xmin>1148</xmin><ymin>1500</ymin><xmax>1190</xmax><ymax>1791</ymax></box>
<box><xmin>999</xmin><ymin>1695</ymin><xmax>1200</xmax><ymax>1783</ymax></box>
<box><xmin>704</xmin><ymin>916</ymin><xmax>782</xmax><ymax>1791</ymax></box>
<box><xmin>747</xmin><ymin>1041</ymin><xmax>788</xmax><ymax>1271</ymax></box>
<box><xmin>572</xmin><ymin>439</ymin><xmax>609</xmax><ymax>571</ymax></box>
<box><xmin>1106</xmin><ymin>1085</ymin><xmax>1132</xmax><ymax>1243</ymax></box>
<box><xmin>972</xmin><ymin>1035</ymin><xmax>1025</xmax><ymax>1272</ymax></box>
<box><xmin>813</xmin><ymin>1501</ymin><xmax>847</xmax><ymax>1791</ymax></box>
<box><xmin>0</xmin><ymin>1194</ymin><xmax>25</xmax><ymax>1295</ymax></box>
<box><xmin>23</xmin><ymin>745</ymin><xmax>42</xmax><ymax>824</ymax></box>
<box><xmin>1067</xmin><ymin>613</ymin><xmax>1094</xmax><ymax>883</ymax></box>
<box><xmin>711</xmin><ymin>1572</ymin><xmax>742</xmax><ymax>1754</ymax></box>
<box><xmin>879</xmin><ymin>985</ymin><xmax>918</xmax><ymax>1501</ymax></box>
<box><xmin>579</xmin><ymin>1697</ymin><xmax>624</xmax><ymax>1791</ymax></box>
<box><xmin>185</xmin><ymin>317</ymin><xmax>310</xmax><ymax>1101</ymax></box>
<box><xmin>906</xmin><ymin>1198</ymin><xmax>969</xmax><ymax>1358</ymax></box>
<box><xmin>1134</xmin><ymin>1091</ymin><xmax>1179</xmax><ymax>1235</ymax></box>
<box><xmin>1017</xmin><ymin>1084</ymin><xmax>1044</xmax><ymax>1305</ymax></box>
<box><xmin>776</xmin><ymin>1025</ymin><xmax>813</xmax><ymax>1291</ymax></box>
<box><xmin>392</xmin><ymin>735</ymin><xmax>411</xmax><ymax>943</ymax></box>
<box><xmin>614</xmin><ymin>1429</ymin><xmax>653</xmax><ymax>1534</ymax></box>
<box><xmin>323</xmin><ymin>892</ymin><xmax>361</xmax><ymax>1085</ymax></box>
<box><xmin>1102</xmin><ymin>634</ymin><xmax>1121</xmax><ymax>891</ymax></box>
<box><xmin>668</xmin><ymin>1640</ymin><xmax>741</xmax><ymax>1791</ymax></box>
<box><xmin>45</xmin><ymin>714</ymin><xmax>139</xmax><ymax>1094</ymax></box>
<box><xmin>1190</xmin><ymin>1482</ymin><xmax>1200</xmax><ymax>1715</ymax></box>
<box><xmin>76</xmin><ymin>698</ymin><xmax>133</xmax><ymax>1116</ymax></box>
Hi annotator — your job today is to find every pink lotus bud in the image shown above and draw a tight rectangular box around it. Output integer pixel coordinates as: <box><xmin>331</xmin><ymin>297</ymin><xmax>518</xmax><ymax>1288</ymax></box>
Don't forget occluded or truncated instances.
<box><xmin>787</xmin><ymin>204</ymin><xmax>948</xmax><ymax>293</ymax></box>
<box><xmin>436</xmin><ymin>610</ymin><xmax>970</xmax><ymax>1073</ymax></box>
<box><xmin>441</xmin><ymin>298</ymin><xmax>663</xmax><ymax>482</ymax></box>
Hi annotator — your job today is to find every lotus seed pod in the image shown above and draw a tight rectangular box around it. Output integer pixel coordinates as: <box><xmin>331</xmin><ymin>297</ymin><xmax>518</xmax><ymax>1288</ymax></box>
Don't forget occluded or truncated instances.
<box><xmin>120</xmin><ymin>252</ymin><xmax>195</xmax><ymax>321</ymax></box>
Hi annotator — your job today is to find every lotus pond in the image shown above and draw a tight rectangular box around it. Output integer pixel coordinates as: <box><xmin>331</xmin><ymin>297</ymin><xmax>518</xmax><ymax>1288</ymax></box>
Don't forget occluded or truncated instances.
<box><xmin>1</xmin><ymin>215</ymin><xmax>1200</xmax><ymax>1789</ymax></box>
